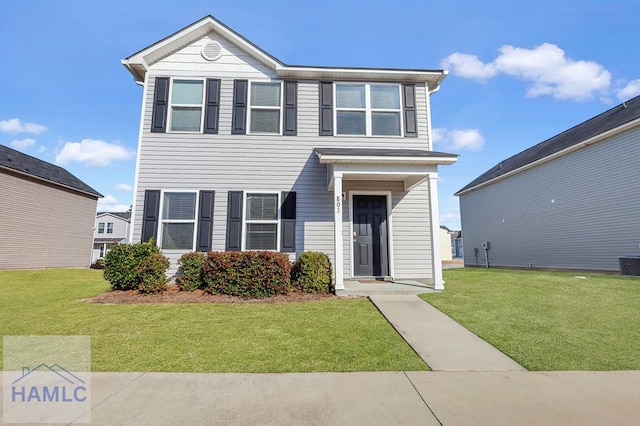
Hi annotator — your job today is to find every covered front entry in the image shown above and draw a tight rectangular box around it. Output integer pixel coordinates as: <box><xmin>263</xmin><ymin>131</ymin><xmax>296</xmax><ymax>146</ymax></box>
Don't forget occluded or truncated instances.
<box><xmin>353</xmin><ymin>195</ymin><xmax>389</xmax><ymax>277</ymax></box>
<box><xmin>314</xmin><ymin>147</ymin><xmax>458</xmax><ymax>291</ymax></box>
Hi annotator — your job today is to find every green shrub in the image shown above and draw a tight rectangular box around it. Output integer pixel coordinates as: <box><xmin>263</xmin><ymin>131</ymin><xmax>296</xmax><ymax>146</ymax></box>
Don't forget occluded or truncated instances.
<box><xmin>136</xmin><ymin>253</ymin><xmax>170</xmax><ymax>294</ymax></box>
<box><xmin>291</xmin><ymin>251</ymin><xmax>333</xmax><ymax>293</ymax></box>
<box><xmin>202</xmin><ymin>251</ymin><xmax>291</xmax><ymax>298</ymax></box>
<box><xmin>103</xmin><ymin>239</ymin><xmax>168</xmax><ymax>292</ymax></box>
<box><xmin>176</xmin><ymin>252</ymin><xmax>206</xmax><ymax>291</ymax></box>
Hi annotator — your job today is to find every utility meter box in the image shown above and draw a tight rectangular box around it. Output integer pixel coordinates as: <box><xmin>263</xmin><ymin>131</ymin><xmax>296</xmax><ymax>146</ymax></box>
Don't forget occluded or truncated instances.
<box><xmin>481</xmin><ymin>241</ymin><xmax>490</xmax><ymax>249</ymax></box>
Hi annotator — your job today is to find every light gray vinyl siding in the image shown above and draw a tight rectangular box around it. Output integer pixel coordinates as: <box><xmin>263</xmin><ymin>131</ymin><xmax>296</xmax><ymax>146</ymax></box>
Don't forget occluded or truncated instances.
<box><xmin>459</xmin><ymin>125</ymin><xmax>640</xmax><ymax>271</ymax></box>
<box><xmin>0</xmin><ymin>170</ymin><xmax>97</xmax><ymax>269</ymax></box>
<box><xmin>94</xmin><ymin>215</ymin><xmax>129</xmax><ymax>241</ymax></box>
<box><xmin>132</xmin><ymin>32</ymin><xmax>438</xmax><ymax>279</ymax></box>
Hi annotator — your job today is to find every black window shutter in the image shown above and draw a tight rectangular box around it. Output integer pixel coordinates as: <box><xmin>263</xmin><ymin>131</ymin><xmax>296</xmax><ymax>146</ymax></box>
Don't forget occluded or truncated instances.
<box><xmin>231</xmin><ymin>80</ymin><xmax>248</xmax><ymax>134</ymax></box>
<box><xmin>319</xmin><ymin>82</ymin><xmax>333</xmax><ymax>136</ymax></box>
<box><xmin>141</xmin><ymin>190</ymin><xmax>161</xmax><ymax>243</ymax></box>
<box><xmin>403</xmin><ymin>84</ymin><xmax>418</xmax><ymax>138</ymax></box>
<box><xmin>280</xmin><ymin>191</ymin><xmax>296</xmax><ymax>252</ymax></box>
<box><xmin>151</xmin><ymin>77</ymin><xmax>169</xmax><ymax>133</ymax></box>
<box><xmin>196</xmin><ymin>191</ymin><xmax>215</xmax><ymax>252</ymax></box>
<box><xmin>225</xmin><ymin>191</ymin><xmax>243</xmax><ymax>251</ymax></box>
<box><xmin>204</xmin><ymin>79</ymin><xmax>221</xmax><ymax>134</ymax></box>
<box><xmin>283</xmin><ymin>81</ymin><xmax>297</xmax><ymax>136</ymax></box>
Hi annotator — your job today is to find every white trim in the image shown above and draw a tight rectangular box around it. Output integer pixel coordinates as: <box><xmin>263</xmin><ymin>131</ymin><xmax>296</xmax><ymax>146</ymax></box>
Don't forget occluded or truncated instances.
<box><xmin>333</xmin><ymin>173</ymin><xmax>344</xmax><ymax>290</ymax></box>
<box><xmin>129</xmin><ymin>72</ymin><xmax>149</xmax><ymax>243</ymax></box>
<box><xmin>333</xmin><ymin>83</ymin><xmax>404</xmax><ymax>137</ymax></box>
<box><xmin>96</xmin><ymin>212</ymin><xmax>131</xmax><ymax>222</ymax></box>
<box><xmin>247</xmin><ymin>80</ymin><xmax>284</xmax><ymax>135</ymax></box>
<box><xmin>348</xmin><ymin>190</ymin><xmax>394</xmax><ymax>279</ymax></box>
<box><xmin>241</xmin><ymin>191</ymin><xmax>281</xmax><ymax>251</ymax></box>
<box><xmin>157</xmin><ymin>190</ymin><xmax>199</xmax><ymax>252</ymax></box>
<box><xmin>316</xmin><ymin>153</ymin><xmax>458</xmax><ymax>166</ymax></box>
<box><xmin>456</xmin><ymin>116</ymin><xmax>640</xmax><ymax>196</ymax></box>
<box><xmin>427</xmin><ymin>173</ymin><xmax>444</xmax><ymax>290</ymax></box>
<box><xmin>167</xmin><ymin>78</ymin><xmax>206</xmax><ymax>133</ymax></box>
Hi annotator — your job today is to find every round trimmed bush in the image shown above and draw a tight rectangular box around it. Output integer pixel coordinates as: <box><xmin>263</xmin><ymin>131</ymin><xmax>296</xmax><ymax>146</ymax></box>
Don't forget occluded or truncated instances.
<box><xmin>291</xmin><ymin>251</ymin><xmax>333</xmax><ymax>293</ymax></box>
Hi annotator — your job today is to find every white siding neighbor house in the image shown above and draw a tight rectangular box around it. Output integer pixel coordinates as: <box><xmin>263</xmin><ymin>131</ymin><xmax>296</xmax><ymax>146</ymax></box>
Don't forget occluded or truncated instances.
<box><xmin>122</xmin><ymin>15</ymin><xmax>457</xmax><ymax>290</ymax></box>
<box><xmin>0</xmin><ymin>144</ymin><xmax>102</xmax><ymax>269</ymax></box>
<box><xmin>456</xmin><ymin>96</ymin><xmax>640</xmax><ymax>272</ymax></box>
<box><xmin>92</xmin><ymin>211</ymin><xmax>131</xmax><ymax>263</ymax></box>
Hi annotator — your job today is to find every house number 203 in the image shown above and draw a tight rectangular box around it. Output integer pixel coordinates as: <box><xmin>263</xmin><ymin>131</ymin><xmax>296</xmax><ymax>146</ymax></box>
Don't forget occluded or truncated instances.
<box><xmin>336</xmin><ymin>195</ymin><xmax>341</xmax><ymax>214</ymax></box>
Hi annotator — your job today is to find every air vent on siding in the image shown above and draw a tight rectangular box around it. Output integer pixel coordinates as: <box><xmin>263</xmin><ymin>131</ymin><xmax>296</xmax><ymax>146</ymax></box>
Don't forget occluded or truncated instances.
<box><xmin>201</xmin><ymin>41</ymin><xmax>222</xmax><ymax>61</ymax></box>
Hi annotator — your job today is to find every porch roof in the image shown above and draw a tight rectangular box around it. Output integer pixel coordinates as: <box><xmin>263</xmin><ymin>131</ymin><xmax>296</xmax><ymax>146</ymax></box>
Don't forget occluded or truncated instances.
<box><xmin>314</xmin><ymin>148</ymin><xmax>458</xmax><ymax>165</ymax></box>
<box><xmin>314</xmin><ymin>147</ymin><xmax>458</xmax><ymax>191</ymax></box>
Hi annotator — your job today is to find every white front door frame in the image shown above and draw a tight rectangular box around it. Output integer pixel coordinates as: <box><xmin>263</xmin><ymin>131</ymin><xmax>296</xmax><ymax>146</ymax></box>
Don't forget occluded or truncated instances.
<box><xmin>348</xmin><ymin>190</ymin><xmax>394</xmax><ymax>279</ymax></box>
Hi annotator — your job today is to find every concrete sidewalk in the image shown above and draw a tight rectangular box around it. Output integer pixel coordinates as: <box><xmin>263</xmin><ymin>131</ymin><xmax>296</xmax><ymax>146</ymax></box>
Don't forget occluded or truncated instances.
<box><xmin>3</xmin><ymin>371</ymin><xmax>639</xmax><ymax>424</ymax></box>
<box><xmin>370</xmin><ymin>294</ymin><xmax>525</xmax><ymax>371</ymax></box>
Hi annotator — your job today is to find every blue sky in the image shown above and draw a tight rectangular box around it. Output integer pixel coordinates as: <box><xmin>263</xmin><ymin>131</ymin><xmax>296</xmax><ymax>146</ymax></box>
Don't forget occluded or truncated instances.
<box><xmin>1</xmin><ymin>1</ymin><xmax>639</xmax><ymax>229</ymax></box>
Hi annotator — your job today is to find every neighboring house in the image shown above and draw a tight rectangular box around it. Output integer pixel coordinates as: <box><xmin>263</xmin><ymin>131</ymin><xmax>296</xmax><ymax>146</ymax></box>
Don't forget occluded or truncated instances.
<box><xmin>452</xmin><ymin>230</ymin><xmax>463</xmax><ymax>258</ymax></box>
<box><xmin>92</xmin><ymin>211</ymin><xmax>131</xmax><ymax>263</ymax></box>
<box><xmin>122</xmin><ymin>15</ymin><xmax>457</xmax><ymax>289</ymax></box>
<box><xmin>0</xmin><ymin>144</ymin><xmax>101</xmax><ymax>269</ymax></box>
<box><xmin>439</xmin><ymin>226</ymin><xmax>453</xmax><ymax>261</ymax></box>
<box><xmin>456</xmin><ymin>96</ymin><xmax>640</xmax><ymax>271</ymax></box>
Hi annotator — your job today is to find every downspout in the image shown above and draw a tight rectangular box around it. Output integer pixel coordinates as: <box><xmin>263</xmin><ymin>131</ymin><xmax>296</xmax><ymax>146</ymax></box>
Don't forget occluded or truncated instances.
<box><xmin>128</xmin><ymin>71</ymin><xmax>149</xmax><ymax>244</ymax></box>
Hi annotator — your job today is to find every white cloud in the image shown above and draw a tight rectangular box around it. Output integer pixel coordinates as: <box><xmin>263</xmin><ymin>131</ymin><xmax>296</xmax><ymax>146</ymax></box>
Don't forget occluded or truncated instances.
<box><xmin>440</xmin><ymin>209</ymin><xmax>461</xmax><ymax>226</ymax></box>
<box><xmin>442</xmin><ymin>43</ymin><xmax>611</xmax><ymax>101</ymax></box>
<box><xmin>117</xmin><ymin>183</ymin><xmax>133</xmax><ymax>191</ymax></box>
<box><xmin>38</xmin><ymin>145</ymin><xmax>47</xmax><ymax>153</ymax></box>
<box><xmin>97</xmin><ymin>194</ymin><xmax>130</xmax><ymax>212</ymax></box>
<box><xmin>440</xmin><ymin>52</ymin><xmax>497</xmax><ymax>82</ymax></box>
<box><xmin>433</xmin><ymin>128</ymin><xmax>484</xmax><ymax>152</ymax></box>
<box><xmin>0</xmin><ymin>118</ymin><xmax>47</xmax><ymax>135</ymax></box>
<box><xmin>55</xmin><ymin>139</ymin><xmax>135</xmax><ymax>166</ymax></box>
<box><xmin>10</xmin><ymin>138</ymin><xmax>36</xmax><ymax>150</ymax></box>
<box><xmin>616</xmin><ymin>80</ymin><xmax>640</xmax><ymax>100</ymax></box>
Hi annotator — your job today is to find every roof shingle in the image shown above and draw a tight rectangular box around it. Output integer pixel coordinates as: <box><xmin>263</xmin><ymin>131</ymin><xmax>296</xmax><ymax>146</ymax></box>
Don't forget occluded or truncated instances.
<box><xmin>0</xmin><ymin>144</ymin><xmax>102</xmax><ymax>197</ymax></box>
<box><xmin>456</xmin><ymin>95</ymin><xmax>640</xmax><ymax>194</ymax></box>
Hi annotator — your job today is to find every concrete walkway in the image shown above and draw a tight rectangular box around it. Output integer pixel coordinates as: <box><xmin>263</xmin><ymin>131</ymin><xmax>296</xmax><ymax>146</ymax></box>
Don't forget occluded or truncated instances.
<box><xmin>3</xmin><ymin>371</ymin><xmax>639</xmax><ymax>424</ymax></box>
<box><xmin>370</xmin><ymin>294</ymin><xmax>525</xmax><ymax>371</ymax></box>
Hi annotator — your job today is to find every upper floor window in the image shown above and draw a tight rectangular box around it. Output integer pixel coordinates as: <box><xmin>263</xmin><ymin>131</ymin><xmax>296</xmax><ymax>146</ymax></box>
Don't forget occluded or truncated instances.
<box><xmin>160</xmin><ymin>192</ymin><xmax>197</xmax><ymax>250</ymax></box>
<box><xmin>335</xmin><ymin>83</ymin><xmax>402</xmax><ymax>136</ymax></box>
<box><xmin>249</xmin><ymin>82</ymin><xmax>281</xmax><ymax>134</ymax></box>
<box><xmin>169</xmin><ymin>80</ymin><xmax>204</xmax><ymax>132</ymax></box>
<box><xmin>97</xmin><ymin>222</ymin><xmax>105</xmax><ymax>234</ymax></box>
<box><xmin>106</xmin><ymin>222</ymin><xmax>114</xmax><ymax>234</ymax></box>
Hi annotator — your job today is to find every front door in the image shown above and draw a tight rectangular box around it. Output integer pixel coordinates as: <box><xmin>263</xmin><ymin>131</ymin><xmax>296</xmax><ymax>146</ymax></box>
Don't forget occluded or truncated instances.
<box><xmin>353</xmin><ymin>195</ymin><xmax>389</xmax><ymax>277</ymax></box>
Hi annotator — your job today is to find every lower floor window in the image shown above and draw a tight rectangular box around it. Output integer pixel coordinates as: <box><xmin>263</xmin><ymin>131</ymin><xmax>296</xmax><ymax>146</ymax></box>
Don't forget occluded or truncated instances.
<box><xmin>244</xmin><ymin>193</ymin><xmax>279</xmax><ymax>250</ymax></box>
<box><xmin>160</xmin><ymin>192</ymin><xmax>197</xmax><ymax>250</ymax></box>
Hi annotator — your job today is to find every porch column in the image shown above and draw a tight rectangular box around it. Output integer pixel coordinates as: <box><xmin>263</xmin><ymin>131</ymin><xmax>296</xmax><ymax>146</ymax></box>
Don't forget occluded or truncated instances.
<box><xmin>428</xmin><ymin>173</ymin><xmax>444</xmax><ymax>290</ymax></box>
<box><xmin>333</xmin><ymin>172</ymin><xmax>344</xmax><ymax>290</ymax></box>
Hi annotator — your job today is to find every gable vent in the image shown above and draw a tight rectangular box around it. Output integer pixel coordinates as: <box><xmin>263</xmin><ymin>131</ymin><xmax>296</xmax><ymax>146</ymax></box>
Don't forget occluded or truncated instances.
<box><xmin>202</xmin><ymin>41</ymin><xmax>223</xmax><ymax>61</ymax></box>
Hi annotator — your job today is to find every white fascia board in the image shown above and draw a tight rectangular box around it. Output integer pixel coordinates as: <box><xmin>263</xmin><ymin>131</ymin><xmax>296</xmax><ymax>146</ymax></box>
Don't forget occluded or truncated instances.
<box><xmin>456</xmin><ymin>117</ymin><xmax>640</xmax><ymax>196</ymax></box>
<box><xmin>277</xmin><ymin>67</ymin><xmax>447</xmax><ymax>87</ymax></box>
<box><xmin>317</xmin><ymin>154</ymin><xmax>458</xmax><ymax>166</ymax></box>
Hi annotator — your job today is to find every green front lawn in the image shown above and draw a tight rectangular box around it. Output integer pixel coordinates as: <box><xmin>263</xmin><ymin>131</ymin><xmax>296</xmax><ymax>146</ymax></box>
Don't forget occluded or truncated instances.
<box><xmin>0</xmin><ymin>269</ymin><xmax>426</xmax><ymax>372</ymax></box>
<box><xmin>421</xmin><ymin>268</ymin><xmax>640</xmax><ymax>371</ymax></box>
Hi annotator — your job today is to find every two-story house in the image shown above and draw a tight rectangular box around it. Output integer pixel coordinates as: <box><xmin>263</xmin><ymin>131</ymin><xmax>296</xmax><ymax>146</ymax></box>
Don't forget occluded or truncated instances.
<box><xmin>91</xmin><ymin>211</ymin><xmax>131</xmax><ymax>263</ymax></box>
<box><xmin>122</xmin><ymin>15</ymin><xmax>457</xmax><ymax>290</ymax></box>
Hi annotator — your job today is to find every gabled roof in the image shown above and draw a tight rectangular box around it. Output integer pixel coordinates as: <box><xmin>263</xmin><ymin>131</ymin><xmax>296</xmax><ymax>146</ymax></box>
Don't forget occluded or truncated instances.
<box><xmin>0</xmin><ymin>144</ymin><xmax>102</xmax><ymax>198</ymax></box>
<box><xmin>122</xmin><ymin>15</ymin><xmax>447</xmax><ymax>90</ymax></box>
<box><xmin>97</xmin><ymin>211</ymin><xmax>131</xmax><ymax>221</ymax></box>
<box><xmin>456</xmin><ymin>95</ymin><xmax>640</xmax><ymax>195</ymax></box>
